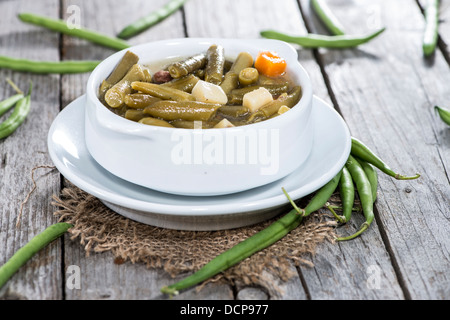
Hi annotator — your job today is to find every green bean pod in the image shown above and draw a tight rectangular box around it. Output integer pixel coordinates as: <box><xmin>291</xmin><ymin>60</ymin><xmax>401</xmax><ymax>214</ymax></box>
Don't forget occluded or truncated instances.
<box><xmin>435</xmin><ymin>106</ymin><xmax>450</xmax><ymax>125</ymax></box>
<box><xmin>423</xmin><ymin>0</ymin><xmax>440</xmax><ymax>57</ymax></box>
<box><xmin>220</xmin><ymin>52</ymin><xmax>254</xmax><ymax>95</ymax></box>
<box><xmin>217</xmin><ymin>105</ymin><xmax>250</xmax><ymax>118</ymax></box>
<box><xmin>100</xmin><ymin>51</ymin><xmax>140</xmax><ymax>94</ymax></box>
<box><xmin>0</xmin><ymin>84</ymin><xmax>32</xmax><ymax>140</ymax></box>
<box><xmin>337</xmin><ymin>155</ymin><xmax>374</xmax><ymax>241</ymax></box>
<box><xmin>0</xmin><ymin>223</ymin><xmax>73</xmax><ymax>289</ymax></box>
<box><xmin>124</xmin><ymin>93</ymin><xmax>161</xmax><ymax>109</ymax></box>
<box><xmin>168</xmin><ymin>54</ymin><xmax>207</xmax><ymax>79</ymax></box>
<box><xmin>351</xmin><ymin>137</ymin><xmax>420</xmax><ymax>180</ymax></box>
<box><xmin>161</xmin><ymin>74</ymin><xmax>201</xmax><ymax>93</ymax></box>
<box><xmin>139</xmin><ymin>117</ymin><xmax>175</xmax><ymax>128</ymax></box>
<box><xmin>18</xmin><ymin>13</ymin><xmax>130</xmax><ymax>51</ymax></box>
<box><xmin>0</xmin><ymin>94</ymin><xmax>24</xmax><ymax>118</ymax></box>
<box><xmin>132</xmin><ymin>82</ymin><xmax>195</xmax><ymax>102</ymax></box>
<box><xmin>356</xmin><ymin>158</ymin><xmax>378</xmax><ymax>203</ymax></box>
<box><xmin>0</xmin><ymin>56</ymin><xmax>99</xmax><ymax>74</ymax></box>
<box><xmin>311</xmin><ymin>0</ymin><xmax>346</xmax><ymax>36</ymax></box>
<box><xmin>205</xmin><ymin>45</ymin><xmax>226</xmax><ymax>85</ymax></box>
<box><xmin>144</xmin><ymin>101</ymin><xmax>221</xmax><ymax>121</ymax></box>
<box><xmin>339</xmin><ymin>166</ymin><xmax>355</xmax><ymax>223</ymax></box>
<box><xmin>105</xmin><ymin>65</ymin><xmax>152</xmax><ymax>108</ymax></box>
<box><xmin>260</xmin><ymin>28</ymin><xmax>386</xmax><ymax>49</ymax></box>
<box><xmin>117</xmin><ymin>0</ymin><xmax>188</xmax><ymax>39</ymax></box>
<box><xmin>160</xmin><ymin>172</ymin><xmax>342</xmax><ymax>296</ymax></box>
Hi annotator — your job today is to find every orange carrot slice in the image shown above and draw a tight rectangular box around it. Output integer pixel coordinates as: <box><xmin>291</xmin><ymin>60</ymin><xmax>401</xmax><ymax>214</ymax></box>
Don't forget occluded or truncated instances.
<box><xmin>255</xmin><ymin>51</ymin><xmax>287</xmax><ymax>77</ymax></box>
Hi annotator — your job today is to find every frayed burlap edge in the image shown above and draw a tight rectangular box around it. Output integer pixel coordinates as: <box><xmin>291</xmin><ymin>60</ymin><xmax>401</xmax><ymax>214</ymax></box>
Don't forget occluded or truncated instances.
<box><xmin>52</xmin><ymin>185</ymin><xmax>338</xmax><ymax>290</ymax></box>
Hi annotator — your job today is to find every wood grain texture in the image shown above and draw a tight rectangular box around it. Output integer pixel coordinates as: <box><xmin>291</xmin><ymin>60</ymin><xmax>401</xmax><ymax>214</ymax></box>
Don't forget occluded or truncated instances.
<box><xmin>0</xmin><ymin>0</ymin><xmax>62</xmax><ymax>300</ymax></box>
<box><xmin>300</xmin><ymin>0</ymin><xmax>450</xmax><ymax>300</ymax></box>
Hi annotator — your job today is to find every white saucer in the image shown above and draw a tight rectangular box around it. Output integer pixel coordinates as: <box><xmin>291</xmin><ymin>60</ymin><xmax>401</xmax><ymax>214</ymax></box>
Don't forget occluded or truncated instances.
<box><xmin>48</xmin><ymin>95</ymin><xmax>351</xmax><ymax>231</ymax></box>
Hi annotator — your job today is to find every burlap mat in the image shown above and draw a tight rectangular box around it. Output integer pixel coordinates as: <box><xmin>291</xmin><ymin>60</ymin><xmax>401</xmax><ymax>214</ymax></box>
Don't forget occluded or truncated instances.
<box><xmin>52</xmin><ymin>184</ymin><xmax>338</xmax><ymax>288</ymax></box>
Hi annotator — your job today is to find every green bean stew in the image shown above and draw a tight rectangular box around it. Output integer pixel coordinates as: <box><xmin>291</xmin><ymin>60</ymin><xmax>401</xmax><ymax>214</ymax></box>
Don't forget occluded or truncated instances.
<box><xmin>98</xmin><ymin>45</ymin><xmax>302</xmax><ymax>129</ymax></box>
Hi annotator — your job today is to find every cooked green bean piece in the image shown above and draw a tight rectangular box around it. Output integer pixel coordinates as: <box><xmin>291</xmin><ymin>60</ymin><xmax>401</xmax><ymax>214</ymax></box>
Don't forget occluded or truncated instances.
<box><xmin>205</xmin><ymin>45</ymin><xmax>226</xmax><ymax>85</ymax></box>
<box><xmin>0</xmin><ymin>56</ymin><xmax>99</xmax><ymax>74</ymax></box>
<box><xmin>229</xmin><ymin>83</ymin><xmax>290</xmax><ymax>105</ymax></box>
<box><xmin>0</xmin><ymin>94</ymin><xmax>24</xmax><ymax>118</ymax></box>
<box><xmin>168</xmin><ymin>53</ymin><xmax>207</xmax><ymax>79</ymax></box>
<box><xmin>435</xmin><ymin>106</ymin><xmax>450</xmax><ymax>125</ymax></box>
<box><xmin>144</xmin><ymin>101</ymin><xmax>221</xmax><ymax>121</ymax></box>
<box><xmin>125</xmin><ymin>109</ymin><xmax>147</xmax><ymax>122</ymax></box>
<box><xmin>124</xmin><ymin>93</ymin><xmax>161</xmax><ymax>109</ymax></box>
<box><xmin>161</xmin><ymin>74</ymin><xmax>200</xmax><ymax>93</ymax></box>
<box><xmin>423</xmin><ymin>0</ymin><xmax>440</xmax><ymax>57</ymax></box>
<box><xmin>117</xmin><ymin>0</ymin><xmax>188</xmax><ymax>39</ymax></box>
<box><xmin>170</xmin><ymin>120</ymin><xmax>216</xmax><ymax>129</ymax></box>
<box><xmin>311</xmin><ymin>0</ymin><xmax>346</xmax><ymax>36</ymax></box>
<box><xmin>132</xmin><ymin>82</ymin><xmax>195</xmax><ymax>102</ymax></box>
<box><xmin>260</xmin><ymin>28</ymin><xmax>386</xmax><ymax>49</ymax></box>
<box><xmin>220</xmin><ymin>52</ymin><xmax>254</xmax><ymax>95</ymax></box>
<box><xmin>100</xmin><ymin>51</ymin><xmax>140</xmax><ymax>94</ymax></box>
<box><xmin>105</xmin><ymin>64</ymin><xmax>152</xmax><ymax>108</ymax></box>
<box><xmin>18</xmin><ymin>13</ymin><xmax>130</xmax><ymax>51</ymax></box>
<box><xmin>239</xmin><ymin>68</ymin><xmax>259</xmax><ymax>86</ymax></box>
<box><xmin>217</xmin><ymin>105</ymin><xmax>250</xmax><ymax>118</ymax></box>
<box><xmin>248</xmin><ymin>86</ymin><xmax>302</xmax><ymax>122</ymax></box>
<box><xmin>139</xmin><ymin>117</ymin><xmax>174</xmax><ymax>128</ymax></box>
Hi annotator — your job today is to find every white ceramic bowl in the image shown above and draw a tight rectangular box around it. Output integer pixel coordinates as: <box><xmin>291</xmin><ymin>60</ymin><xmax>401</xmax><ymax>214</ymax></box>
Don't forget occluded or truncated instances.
<box><xmin>85</xmin><ymin>38</ymin><xmax>314</xmax><ymax>196</ymax></box>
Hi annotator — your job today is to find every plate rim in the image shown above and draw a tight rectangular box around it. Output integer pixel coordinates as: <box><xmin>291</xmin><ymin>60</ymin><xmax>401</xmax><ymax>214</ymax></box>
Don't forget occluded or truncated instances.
<box><xmin>48</xmin><ymin>95</ymin><xmax>351</xmax><ymax>217</ymax></box>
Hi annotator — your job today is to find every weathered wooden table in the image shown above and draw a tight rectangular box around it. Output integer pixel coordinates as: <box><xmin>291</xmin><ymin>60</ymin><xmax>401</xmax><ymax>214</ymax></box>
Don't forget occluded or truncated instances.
<box><xmin>0</xmin><ymin>0</ymin><xmax>449</xmax><ymax>300</ymax></box>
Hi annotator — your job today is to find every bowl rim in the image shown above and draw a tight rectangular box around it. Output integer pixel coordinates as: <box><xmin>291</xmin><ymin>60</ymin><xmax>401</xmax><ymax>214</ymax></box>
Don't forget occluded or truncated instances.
<box><xmin>86</xmin><ymin>37</ymin><xmax>314</xmax><ymax>133</ymax></box>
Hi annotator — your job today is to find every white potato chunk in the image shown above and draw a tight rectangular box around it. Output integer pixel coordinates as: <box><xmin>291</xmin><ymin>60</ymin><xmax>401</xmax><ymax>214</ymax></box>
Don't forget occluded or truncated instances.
<box><xmin>192</xmin><ymin>80</ymin><xmax>228</xmax><ymax>105</ymax></box>
<box><xmin>214</xmin><ymin>119</ymin><xmax>235</xmax><ymax>129</ymax></box>
<box><xmin>243</xmin><ymin>87</ymin><xmax>274</xmax><ymax>113</ymax></box>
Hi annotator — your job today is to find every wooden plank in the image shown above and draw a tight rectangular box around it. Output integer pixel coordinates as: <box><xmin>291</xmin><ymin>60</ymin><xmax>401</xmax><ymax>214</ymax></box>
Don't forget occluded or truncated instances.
<box><xmin>184</xmin><ymin>0</ymin><xmax>404</xmax><ymax>300</ymax></box>
<box><xmin>300</xmin><ymin>0</ymin><xmax>450</xmax><ymax>299</ymax></box>
<box><xmin>59</xmin><ymin>0</ymin><xmax>235</xmax><ymax>300</ymax></box>
<box><xmin>0</xmin><ymin>0</ymin><xmax>63</xmax><ymax>300</ymax></box>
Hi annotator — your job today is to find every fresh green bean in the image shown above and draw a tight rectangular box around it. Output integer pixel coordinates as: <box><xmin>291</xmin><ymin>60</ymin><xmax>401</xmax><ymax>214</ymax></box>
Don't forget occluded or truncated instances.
<box><xmin>205</xmin><ymin>44</ymin><xmax>226</xmax><ymax>85</ymax></box>
<box><xmin>160</xmin><ymin>172</ymin><xmax>342</xmax><ymax>296</ymax></box>
<box><xmin>311</xmin><ymin>0</ymin><xmax>346</xmax><ymax>36</ymax></box>
<box><xmin>117</xmin><ymin>0</ymin><xmax>188</xmax><ymax>39</ymax></box>
<box><xmin>0</xmin><ymin>83</ymin><xmax>32</xmax><ymax>140</ymax></box>
<box><xmin>423</xmin><ymin>0</ymin><xmax>440</xmax><ymax>57</ymax></box>
<box><xmin>337</xmin><ymin>155</ymin><xmax>374</xmax><ymax>241</ymax></box>
<box><xmin>435</xmin><ymin>106</ymin><xmax>450</xmax><ymax>125</ymax></box>
<box><xmin>0</xmin><ymin>56</ymin><xmax>100</xmax><ymax>74</ymax></box>
<box><xmin>131</xmin><ymin>82</ymin><xmax>195</xmax><ymax>102</ymax></box>
<box><xmin>356</xmin><ymin>158</ymin><xmax>378</xmax><ymax>203</ymax></box>
<box><xmin>18</xmin><ymin>13</ymin><xmax>130</xmax><ymax>51</ymax></box>
<box><xmin>351</xmin><ymin>137</ymin><xmax>420</xmax><ymax>180</ymax></box>
<box><xmin>260</xmin><ymin>28</ymin><xmax>385</xmax><ymax>49</ymax></box>
<box><xmin>0</xmin><ymin>94</ymin><xmax>24</xmax><ymax>118</ymax></box>
<box><xmin>144</xmin><ymin>101</ymin><xmax>220</xmax><ymax>121</ymax></box>
<box><xmin>0</xmin><ymin>223</ymin><xmax>73</xmax><ymax>289</ymax></box>
<box><xmin>339</xmin><ymin>166</ymin><xmax>355</xmax><ymax>223</ymax></box>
